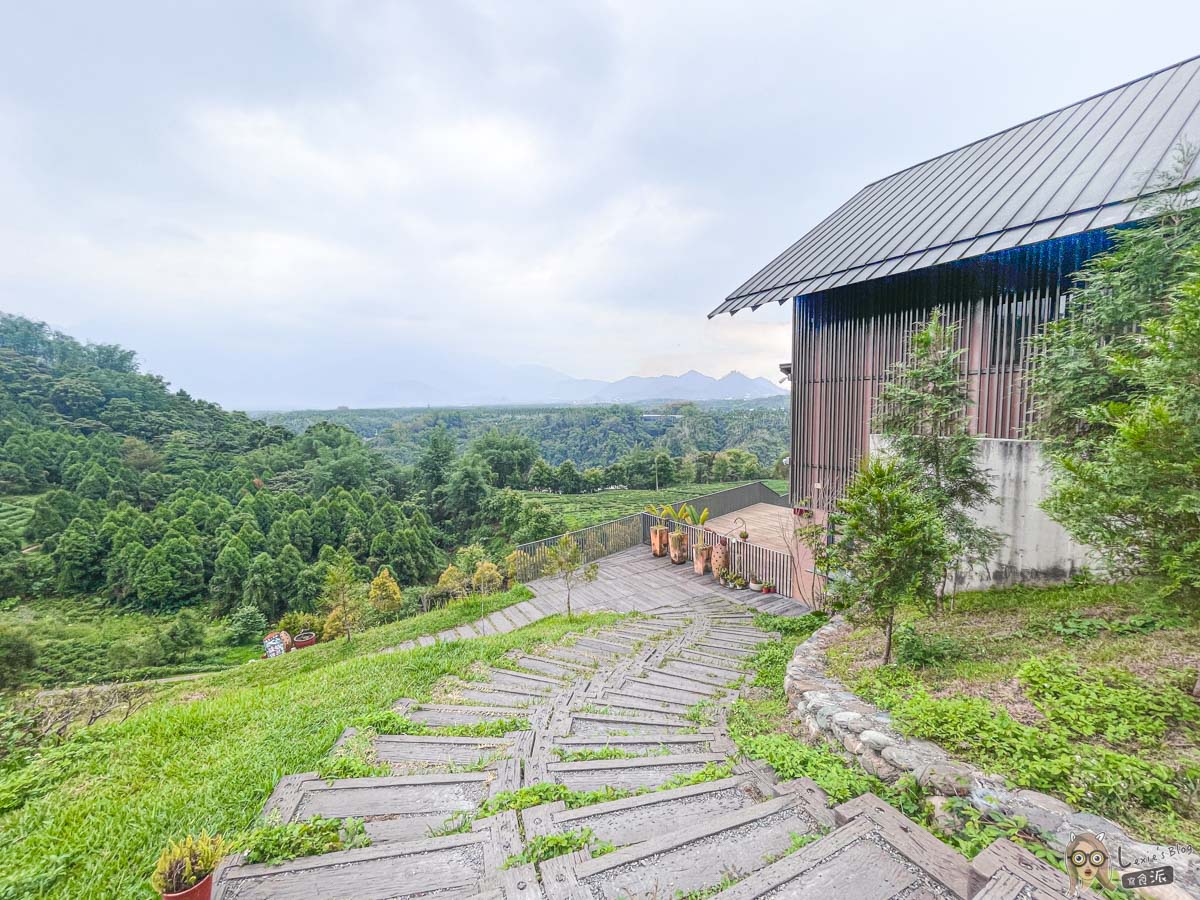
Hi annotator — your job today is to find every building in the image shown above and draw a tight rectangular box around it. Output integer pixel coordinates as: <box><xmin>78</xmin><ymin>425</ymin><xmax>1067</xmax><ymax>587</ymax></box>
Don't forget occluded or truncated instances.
<box><xmin>711</xmin><ymin>55</ymin><xmax>1200</xmax><ymax>586</ymax></box>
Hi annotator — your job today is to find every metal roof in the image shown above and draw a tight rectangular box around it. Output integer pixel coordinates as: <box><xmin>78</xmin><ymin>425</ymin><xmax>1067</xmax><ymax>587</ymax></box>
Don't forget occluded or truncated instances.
<box><xmin>711</xmin><ymin>54</ymin><xmax>1200</xmax><ymax>317</ymax></box>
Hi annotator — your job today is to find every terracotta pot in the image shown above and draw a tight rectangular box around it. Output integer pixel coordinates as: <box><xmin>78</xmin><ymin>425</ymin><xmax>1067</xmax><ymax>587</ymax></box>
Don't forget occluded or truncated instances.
<box><xmin>650</xmin><ymin>525</ymin><xmax>669</xmax><ymax>557</ymax></box>
<box><xmin>668</xmin><ymin>531</ymin><xmax>689</xmax><ymax>565</ymax></box>
<box><xmin>292</xmin><ymin>631</ymin><xmax>317</xmax><ymax>648</ymax></box>
<box><xmin>693</xmin><ymin>545</ymin><xmax>712</xmax><ymax>576</ymax></box>
<box><xmin>163</xmin><ymin>873</ymin><xmax>213</xmax><ymax>900</ymax></box>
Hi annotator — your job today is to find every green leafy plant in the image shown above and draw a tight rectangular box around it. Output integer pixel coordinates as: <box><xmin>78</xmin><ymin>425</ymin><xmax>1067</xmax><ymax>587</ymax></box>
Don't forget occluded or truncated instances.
<box><xmin>1017</xmin><ymin>657</ymin><xmax>1200</xmax><ymax>747</ymax></box>
<box><xmin>239</xmin><ymin>814</ymin><xmax>369</xmax><ymax>865</ymax></box>
<box><xmin>893</xmin><ymin>622</ymin><xmax>962</xmax><ymax>668</ymax></box>
<box><xmin>660</xmin><ymin>762</ymin><xmax>733</xmax><ymax>790</ymax></box>
<box><xmin>151</xmin><ymin>833</ymin><xmax>228</xmax><ymax>894</ymax></box>
<box><xmin>503</xmin><ymin>828</ymin><xmax>615</xmax><ymax>868</ymax></box>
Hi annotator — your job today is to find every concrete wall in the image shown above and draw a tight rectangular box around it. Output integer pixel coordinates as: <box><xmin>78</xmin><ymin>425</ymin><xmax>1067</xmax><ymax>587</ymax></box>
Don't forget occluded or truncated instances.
<box><xmin>869</xmin><ymin>435</ymin><xmax>1093</xmax><ymax>590</ymax></box>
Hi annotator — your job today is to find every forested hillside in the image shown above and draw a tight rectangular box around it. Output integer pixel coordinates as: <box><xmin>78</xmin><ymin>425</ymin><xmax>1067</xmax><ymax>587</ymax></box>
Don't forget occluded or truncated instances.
<box><xmin>0</xmin><ymin>313</ymin><xmax>786</xmax><ymax>687</ymax></box>
<box><xmin>259</xmin><ymin>399</ymin><xmax>790</xmax><ymax>469</ymax></box>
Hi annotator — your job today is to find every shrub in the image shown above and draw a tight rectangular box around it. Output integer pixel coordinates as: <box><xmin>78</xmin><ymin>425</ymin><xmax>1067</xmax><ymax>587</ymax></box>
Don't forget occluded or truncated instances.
<box><xmin>228</xmin><ymin>606</ymin><xmax>268</xmax><ymax>644</ymax></box>
<box><xmin>0</xmin><ymin>626</ymin><xmax>36</xmax><ymax>690</ymax></box>
<box><xmin>893</xmin><ymin>623</ymin><xmax>961</xmax><ymax>668</ymax></box>
<box><xmin>277</xmin><ymin>611</ymin><xmax>325</xmax><ymax>639</ymax></box>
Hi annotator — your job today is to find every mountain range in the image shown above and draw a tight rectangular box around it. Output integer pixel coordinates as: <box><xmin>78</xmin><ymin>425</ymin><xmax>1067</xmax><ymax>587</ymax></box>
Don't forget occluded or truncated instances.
<box><xmin>276</xmin><ymin>366</ymin><xmax>786</xmax><ymax>410</ymax></box>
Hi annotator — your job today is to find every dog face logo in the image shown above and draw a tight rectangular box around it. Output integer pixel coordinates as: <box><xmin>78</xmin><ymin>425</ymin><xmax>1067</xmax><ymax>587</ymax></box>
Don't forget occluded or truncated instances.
<box><xmin>1067</xmin><ymin>832</ymin><xmax>1114</xmax><ymax>895</ymax></box>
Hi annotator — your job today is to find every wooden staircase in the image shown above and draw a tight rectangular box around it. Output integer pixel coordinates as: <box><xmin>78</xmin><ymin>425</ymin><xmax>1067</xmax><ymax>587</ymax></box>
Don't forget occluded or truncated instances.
<box><xmin>211</xmin><ymin>598</ymin><xmax>1093</xmax><ymax>900</ymax></box>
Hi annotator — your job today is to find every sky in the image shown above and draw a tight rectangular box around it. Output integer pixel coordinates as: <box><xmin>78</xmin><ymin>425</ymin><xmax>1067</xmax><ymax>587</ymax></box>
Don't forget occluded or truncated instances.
<box><xmin>2</xmin><ymin>2</ymin><xmax>1199</xmax><ymax>409</ymax></box>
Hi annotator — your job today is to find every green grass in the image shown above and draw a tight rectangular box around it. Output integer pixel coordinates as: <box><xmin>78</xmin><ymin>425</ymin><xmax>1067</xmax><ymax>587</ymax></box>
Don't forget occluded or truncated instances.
<box><xmin>0</xmin><ymin>597</ymin><xmax>262</xmax><ymax>686</ymax></box>
<box><xmin>1</xmin><ymin>585</ymin><xmax>535</xmax><ymax>688</ymax></box>
<box><xmin>824</xmin><ymin>579</ymin><xmax>1200</xmax><ymax>847</ymax></box>
<box><xmin>0</xmin><ymin>594</ymin><xmax>621</xmax><ymax>899</ymax></box>
<box><xmin>518</xmin><ymin>480</ymin><xmax>787</xmax><ymax>529</ymax></box>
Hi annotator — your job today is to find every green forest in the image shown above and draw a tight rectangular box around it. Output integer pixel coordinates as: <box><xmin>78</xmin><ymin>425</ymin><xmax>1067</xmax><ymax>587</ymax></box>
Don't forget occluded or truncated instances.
<box><xmin>258</xmin><ymin>398</ymin><xmax>789</xmax><ymax>470</ymax></box>
<box><xmin>0</xmin><ymin>312</ymin><xmax>784</xmax><ymax>688</ymax></box>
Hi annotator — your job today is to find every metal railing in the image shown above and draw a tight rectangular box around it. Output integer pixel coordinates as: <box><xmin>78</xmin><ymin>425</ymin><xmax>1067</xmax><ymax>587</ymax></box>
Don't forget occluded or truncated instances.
<box><xmin>510</xmin><ymin>513</ymin><xmax>644</xmax><ymax>582</ymax></box>
<box><xmin>513</xmin><ymin>481</ymin><xmax>795</xmax><ymax>595</ymax></box>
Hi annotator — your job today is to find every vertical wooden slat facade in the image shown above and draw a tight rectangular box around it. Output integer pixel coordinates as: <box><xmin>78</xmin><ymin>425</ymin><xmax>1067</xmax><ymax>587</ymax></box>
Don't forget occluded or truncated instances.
<box><xmin>788</xmin><ymin>233</ymin><xmax>1111</xmax><ymax>511</ymax></box>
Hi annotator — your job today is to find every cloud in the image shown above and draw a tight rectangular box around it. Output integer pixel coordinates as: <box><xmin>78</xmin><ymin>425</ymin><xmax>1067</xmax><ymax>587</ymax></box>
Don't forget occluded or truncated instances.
<box><xmin>2</xmin><ymin>1</ymin><xmax>1200</xmax><ymax>407</ymax></box>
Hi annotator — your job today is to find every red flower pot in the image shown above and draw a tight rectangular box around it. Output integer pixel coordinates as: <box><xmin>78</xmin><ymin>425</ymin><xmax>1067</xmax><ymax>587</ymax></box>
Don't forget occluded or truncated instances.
<box><xmin>163</xmin><ymin>872</ymin><xmax>213</xmax><ymax>900</ymax></box>
<box><xmin>292</xmin><ymin>631</ymin><xmax>317</xmax><ymax>648</ymax></box>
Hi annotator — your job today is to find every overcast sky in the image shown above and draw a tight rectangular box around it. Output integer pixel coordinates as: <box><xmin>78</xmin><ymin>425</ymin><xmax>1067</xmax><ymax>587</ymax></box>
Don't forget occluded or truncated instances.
<box><xmin>2</xmin><ymin>2</ymin><xmax>1199</xmax><ymax>409</ymax></box>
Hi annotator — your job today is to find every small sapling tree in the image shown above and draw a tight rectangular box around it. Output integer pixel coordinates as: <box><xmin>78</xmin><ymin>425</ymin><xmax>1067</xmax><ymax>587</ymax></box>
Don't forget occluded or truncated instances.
<box><xmin>542</xmin><ymin>536</ymin><xmax>598</xmax><ymax>620</ymax></box>
<box><xmin>827</xmin><ymin>458</ymin><xmax>952</xmax><ymax>664</ymax></box>
<box><xmin>874</xmin><ymin>309</ymin><xmax>1000</xmax><ymax>611</ymax></box>
<box><xmin>320</xmin><ymin>560</ymin><xmax>368</xmax><ymax>642</ymax></box>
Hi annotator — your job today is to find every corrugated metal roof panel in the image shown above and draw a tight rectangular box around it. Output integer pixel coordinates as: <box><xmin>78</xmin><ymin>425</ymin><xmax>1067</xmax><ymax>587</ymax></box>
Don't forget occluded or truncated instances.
<box><xmin>711</xmin><ymin>54</ymin><xmax>1200</xmax><ymax>317</ymax></box>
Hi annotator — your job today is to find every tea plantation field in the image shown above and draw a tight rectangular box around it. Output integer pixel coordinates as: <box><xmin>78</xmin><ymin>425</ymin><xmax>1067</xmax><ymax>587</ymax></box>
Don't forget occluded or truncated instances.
<box><xmin>517</xmin><ymin>480</ymin><xmax>788</xmax><ymax>530</ymax></box>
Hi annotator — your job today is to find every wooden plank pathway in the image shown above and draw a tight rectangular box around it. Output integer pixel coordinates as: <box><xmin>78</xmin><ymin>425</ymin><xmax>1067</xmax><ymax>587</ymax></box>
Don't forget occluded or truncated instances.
<box><xmin>383</xmin><ymin>547</ymin><xmax>811</xmax><ymax>655</ymax></box>
<box><xmin>214</xmin><ymin>593</ymin><xmax>1086</xmax><ymax>900</ymax></box>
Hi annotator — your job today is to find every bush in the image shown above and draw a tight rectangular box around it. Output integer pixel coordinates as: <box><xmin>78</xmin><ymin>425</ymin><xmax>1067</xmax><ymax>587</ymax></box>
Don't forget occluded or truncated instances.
<box><xmin>0</xmin><ymin>626</ymin><xmax>36</xmax><ymax>690</ymax></box>
<box><xmin>227</xmin><ymin>606</ymin><xmax>268</xmax><ymax>645</ymax></box>
<box><xmin>277</xmin><ymin>611</ymin><xmax>325</xmax><ymax>639</ymax></box>
<box><xmin>893</xmin><ymin>623</ymin><xmax>961</xmax><ymax>668</ymax></box>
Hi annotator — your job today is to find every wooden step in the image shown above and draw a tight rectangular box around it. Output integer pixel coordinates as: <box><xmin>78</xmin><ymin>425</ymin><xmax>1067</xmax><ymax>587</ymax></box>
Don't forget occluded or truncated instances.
<box><xmin>707</xmin><ymin>794</ymin><xmax>978</xmax><ymax>900</ymax></box>
<box><xmin>401</xmin><ymin>702</ymin><xmax>533</xmax><ymax>727</ymax></box>
<box><xmin>595</xmin><ymin>691</ymin><xmax>692</xmax><ymax>717</ymax></box>
<box><xmin>659</xmin><ymin>659</ymin><xmax>743</xmax><ymax>686</ymax></box>
<box><xmin>262</xmin><ymin>771</ymin><xmax>494</xmax><ymax>843</ymax></box>
<box><xmin>693</xmin><ymin>640</ymin><xmax>755</xmax><ymax>659</ymax></box>
<box><xmin>454</xmin><ymin>686</ymin><xmax>546</xmax><ymax>708</ymax></box>
<box><xmin>522</xmin><ymin>776</ymin><xmax>769</xmax><ymax>849</ymax></box>
<box><xmin>544</xmin><ymin>752</ymin><xmax>726</xmax><ymax>792</ymax></box>
<box><xmin>213</xmin><ymin>813</ymin><xmax>523</xmax><ymax>900</ymax></box>
<box><xmin>551</xmin><ymin>734</ymin><xmax>714</xmax><ymax>757</ymax></box>
<box><xmin>514</xmin><ymin>654</ymin><xmax>594</xmax><ymax>677</ymax></box>
<box><xmin>484</xmin><ymin>667</ymin><xmax>563</xmax><ymax>693</ymax></box>
<box><xmin>371</xmin><ymin>732</ymin><xmax>531</xmax><ymax>770</ymax></box>
<box><xmin>566</xmin><ymin>711</ymin><xmax>697</xmax><ymax>737</ymax></box>
<box><xmin>680</xmin><ymin>648</ymin><xmax>749</xmax><ymax>670</ymax></box>
<box><xmin>541</xmin><ymin>645</ymin><xmax>613</xmax><ymax>666</ymax></box>
<box><xmin>636</xmin><ymin>668</ymin><xmax>724</xmax><ymax>696</ymax></box>
<box><xmin>620</xmin><ymin>675</ymin><xmax>719</xmax><ymax>705</ymax></box>
<box><xmin>540</xmin><ymin>793</ymin><xmax>824</xmax><ymax>899</ymax></box>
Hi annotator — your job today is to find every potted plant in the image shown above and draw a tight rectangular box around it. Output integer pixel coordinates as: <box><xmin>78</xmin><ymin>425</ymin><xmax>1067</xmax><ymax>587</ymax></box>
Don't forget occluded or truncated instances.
<box><xmin>762</xmin><ymin>581</ymin><xmax>775</xmax><ymax>594</ymax></box>
<box><xmin>748</xmin><ymin>574</ymin><xmax>763</xmax><ymax>592</ymax></box>
<box><xmin>739</xmin><ymin>529</ymin><xmax>749</xmax><ymax>541</ymax></box>
<box><xmin>668</xmin><ymin>528</ymin><xmax>689</xmax><ymax>565</ymax></box>
<box><xmin>645</xmin><ymin>504</ymin><xmax>673</xmax><ymax>558</ymax></box>
<box><xmin>293</xmin><ymin>630</ymin><xmax>317</xmax><ymax>648</ymax></box>
<box><xmin>152</xmin><ymin>833</ymin><xmax>228</xmax><ymax>900</ymax></box>
<box><xmin>734</xmin><ymin>574</ymin><xmax>747</xmax><ymax>590</ymax></box>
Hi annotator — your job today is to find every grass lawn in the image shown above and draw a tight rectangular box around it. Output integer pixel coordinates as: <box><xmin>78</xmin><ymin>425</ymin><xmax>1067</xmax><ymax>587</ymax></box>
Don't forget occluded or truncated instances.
<box><xmin>0</xmin><ymin>587</ymin><xmax>618</xmax><ymax>899</ymax></box>
<box><xmin>824</xmin><ymin>580</ymin><xmax>1200</xmax><ymax>846</ymax></box>
<box><xmin>519</xmin><ymin>479</ymin><xmax>789</xmax><ymax>529</ymax></box>
<box><xmin>0</xmin><ymin>597</ymin><xmax>263</xmax><ymax>686</ymax></box>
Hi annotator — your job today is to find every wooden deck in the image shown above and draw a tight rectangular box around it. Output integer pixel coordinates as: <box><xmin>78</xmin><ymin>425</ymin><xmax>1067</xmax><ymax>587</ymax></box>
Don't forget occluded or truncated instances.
<box><xmin>704</xmin><ymin>503</ymin><xmax>824</xmax><ymax>604</ymax></box>
<box><xmin>705</xmin><ymin>503</ymin><xmax>795</xmax><ymax>554</ymax></box>
<box><xmin>528</xmin><ymin>546</ymin><xmax>811</xmax><ymax>618</ymax></box>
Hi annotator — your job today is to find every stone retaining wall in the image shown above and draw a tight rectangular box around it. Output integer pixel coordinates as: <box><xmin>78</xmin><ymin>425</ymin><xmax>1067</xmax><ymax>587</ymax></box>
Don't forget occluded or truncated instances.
<box><xmin>783</xmin><ymin>617</ymin><xmax>1200</xmax><ymax>898</ymax></box>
